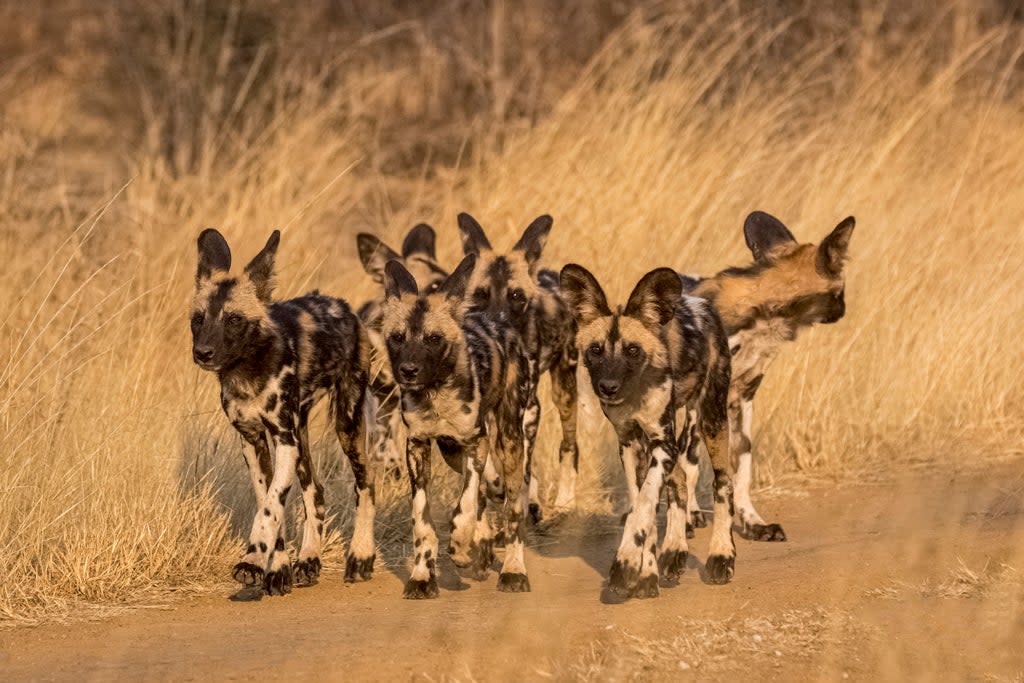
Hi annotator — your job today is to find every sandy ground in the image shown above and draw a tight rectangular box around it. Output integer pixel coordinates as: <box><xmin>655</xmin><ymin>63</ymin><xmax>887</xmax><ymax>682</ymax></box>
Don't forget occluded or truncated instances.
<box><xmin>3</xmin><ymin>463</ymin><xmax>1024</xmax><ymax>682</ymax></box>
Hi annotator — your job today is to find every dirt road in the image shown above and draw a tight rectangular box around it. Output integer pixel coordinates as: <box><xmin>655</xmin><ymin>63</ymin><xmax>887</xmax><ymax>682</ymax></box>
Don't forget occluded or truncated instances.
<box><xmin>3</xmin><ymin>463</ymin><xmax>1024</xmax><ymax>681</ymax></box>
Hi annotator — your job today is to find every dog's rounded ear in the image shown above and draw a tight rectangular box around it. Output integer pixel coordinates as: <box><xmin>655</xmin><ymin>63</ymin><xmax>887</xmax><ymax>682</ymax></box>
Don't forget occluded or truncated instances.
<box><xmin>384</xmin><ymin>259</ymin><xmax>418</xmax><ymax>300</ymax></box>
<box><xmin>196</xmin><ymin>229</ymin><xmax>232</xmax><ymax>283</ymax></box>
<box><xmin>457</xmin><ymin>213</ymin><xmax>492</xmax><ymax>256</ymax></box>
<box><xmin>743</xmin><ymin>211</ymin><xmax>796</xmax><ymax>261</ymax></box>
<box><xmin>513</xmin><ymin>214</ymin><xmax>553</xmax><ymax>274</ymax></box>
<box><xmin>244</xmin><ymin>230</ymin><xmax>280</xmax><ymax>302</ymax></box>
<box><xmin>439</xmin><ymin>253</ymin><xmax>476</xmax><ymax>302</ymax></box>
<box><xmin>357</xmin><ymin>233</ymin><xmax>401</xmax><ymax>283</ymax></box>
<box><xmin>816</xmin><ymin>216</ymin><xmax>855</xmax><ymax>278</ymax></box>
<box><xmin>624</xmin><ymin>267</ymin><xmax>682</xmax><ymax>329</ymax></box>
<box><xmin>402</xmin><ymin>223</ymin><xmax>437</xmax><ymax>259</ymax></box>
<box><xmin>559</xmin><ymin>264</ymin><xmax>611</xmax><ymax>326</ymax></box>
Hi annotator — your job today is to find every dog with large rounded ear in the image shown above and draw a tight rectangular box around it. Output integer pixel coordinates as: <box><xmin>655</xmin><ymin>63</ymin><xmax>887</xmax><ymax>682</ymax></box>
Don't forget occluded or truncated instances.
<box><xmin>624</xmin><ymin>268</ymin><xmax>682</xmax><ymax>331</ymax></box>
<box><xmin>196</xmin><ymin>228</ymin><xmax>232</xmax><ymax>283</ymax></box>
<box><xmin>816</xmin><ymin>216</ymin><xmax>856</xmax><ymax>278</ymax></box>
<box><xmin>402</xmin><ymin>223</ymin><xmax>438</xmax><ymax>260</ymax></box>
<box><xmin>357</xmin><ymin>233</ymin><xmax>401</xmax><ymax>284</ymax></box>
<box><xmin>559</xmin><ymin>264</ymin><xmax>612</xmax><ymax>327</ymax></box>
<box><xmin>243</xmin><ymin>230</ymin><xmax>280</xmax><ymax>302</ymax></box>
<box><xmin>437</xmin><ymin>253</ymin><xmax>477</xmax><ymax>314</ymax></box>
<box><xmin>743</xmin><ymin>211</ymin><xmax>796</xmax><ymax>262</ymax></box>
<box><xmin>457</xmin><ymin>213</ymin><xmax>493</xmax><ymax>256</ymax></box>
<box><xmin>383</xmin><ymin>260</ymin><xmax>419</xmax><ymax>301</ymax></box>
<box><xmin>513</xmin><ymin>215</ymin><xmax>553</xmax><ymax>276</ymax></box>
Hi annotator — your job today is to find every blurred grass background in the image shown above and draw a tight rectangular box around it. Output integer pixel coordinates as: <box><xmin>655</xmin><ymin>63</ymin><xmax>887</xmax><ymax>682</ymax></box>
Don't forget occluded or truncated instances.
<box><xmin>1</xmin><ymin>0</ymin><xmax>1022</xmax><ymax>623</ymax></box>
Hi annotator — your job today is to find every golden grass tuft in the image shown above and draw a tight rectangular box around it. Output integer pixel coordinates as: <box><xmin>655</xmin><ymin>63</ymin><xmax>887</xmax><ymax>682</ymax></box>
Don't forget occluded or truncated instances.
<box><xmin>1</xmin><ymin>1</ymin><xmax>1022</xmax><ymax>623</ymax></box>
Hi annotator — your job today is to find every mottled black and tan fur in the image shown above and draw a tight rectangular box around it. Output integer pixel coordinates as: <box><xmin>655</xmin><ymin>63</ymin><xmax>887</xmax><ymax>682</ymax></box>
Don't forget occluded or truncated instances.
<box><xmin>682</xmin><ymin>211</ymin><xmax>855</xmax><ymax>542</ymax></box>
<box><xmin>191</xmin><ymin>229</ymin><xmax>375</xmax><ymax>595</ymax></box>
<box><xmin>458</xmin><ymin>213</ymin><xmax>579</xmax><ymax>523</ymax></box>
<box><xmin>561</xmin><ymin>265</ymin><xmax>735</xmax><ymax>599</ymax></box>
<box><xmin>356</xmin><ymin>225</ymin><xmax>448</xmax><ymax>477</ymax></box>
<box><xmin>381</xmin><ymin>255</ymin><xmax>532</xmax><ymax>598</ymax></box>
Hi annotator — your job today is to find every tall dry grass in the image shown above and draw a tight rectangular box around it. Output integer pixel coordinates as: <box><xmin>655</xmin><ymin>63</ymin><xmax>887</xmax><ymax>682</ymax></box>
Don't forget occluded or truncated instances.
<box><xmin>1</xmin><ymin>1</ymin><xmax>1022</xmax><ymax>624</ymax></box>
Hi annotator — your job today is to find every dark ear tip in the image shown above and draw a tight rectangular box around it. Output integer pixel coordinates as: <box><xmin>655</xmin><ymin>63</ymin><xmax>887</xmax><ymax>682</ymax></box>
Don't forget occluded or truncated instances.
<box><xmin>356</xmin><ymin>232</ymin><xmax>379</xmax><ymax>247</ymax></box>
<box><xmin>842</xmin><ymin>216</ymin><xmax>856</xmax><ymax>228</ymax></box>
<box><xmin>412</xmin><ymin>222</ymin><xmax>435</xmax><ymax>235</ymax></box>
<box><xmin>198</xmin><ymin>227</ymin><xmax>223</xmax><ymax>244</ymax></box>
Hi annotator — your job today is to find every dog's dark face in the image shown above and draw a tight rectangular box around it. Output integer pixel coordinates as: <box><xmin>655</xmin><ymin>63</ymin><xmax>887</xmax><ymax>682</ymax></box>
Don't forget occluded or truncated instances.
<box><xmin>560</xmin><ymin>265</ymin><xmax>680</xmax><ymax>407</ymax></box>
<box><xmin>457</xmin><ymin>213</ymin><xmax>551</xmax><ymax>328</ymax></box>
<box><xmin>380</xmin><ymin>254</ymin><xmax>475</xmax><ymax>392</ymax></box>
<box><xmin>357</xmin><ymin>223</ymin><xmax>448</xmax><ymax>295</ymax></box>
<box><xmin>191</xmin><ymin>229</ymin><xmax>278</xmax><ymax>372</ymax></box>
<box><xmin>723</xmin><ymin>212</ymin><xmax>856</xmax><ymax>328</ymax></box>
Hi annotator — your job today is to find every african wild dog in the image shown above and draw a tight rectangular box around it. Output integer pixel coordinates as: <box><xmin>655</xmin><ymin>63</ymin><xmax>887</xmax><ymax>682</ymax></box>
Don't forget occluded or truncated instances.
<box><xmin>191</xmin><ymin>229</ymin><xmax>376</xmax><ymax>595</ymax></box>
<box><xmin>458</xmin><ymin>213</ymin><xmax>579</xmax><ymax>523</ymax></box>
<box><xmin>381</xmin><ymin>255</ymin><xmax>531</xmax><ymax>598</ymax></box>
<box><xmin>560</xmin><ymin>264</ymin><xmax>735</xmax><ymax>598</ymax></box>
<box><xmin>681</xmin><ymin>211</ymin><xmax>855</xmax><ymax>542</ymax></box>
<box><xmin>356</xmin><ymin>224</ymin><xmax>448</xmax><ymax>477</ymax></box>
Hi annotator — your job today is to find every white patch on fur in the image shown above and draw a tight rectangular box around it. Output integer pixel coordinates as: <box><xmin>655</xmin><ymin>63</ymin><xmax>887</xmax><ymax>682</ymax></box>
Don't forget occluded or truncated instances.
<box><xmin>552</xmin><ymin>457</ymin><xmax>577</xmax><ymax>510</ymax></box>
<box><xmin>732</xmin><ymin>400</ymin><xmax>766</xmax><ymax>526</ymax></box>
<box><xmin>249</xmin><ymin>443</ymin><xmax>298</xmax><ymax>571</ymax></box>
<box><xmin>616</xmin><ymin>445</ymin><xmax>670</xmax><ymax>582</ymax></box>
<box><xmin>410</xmin><ymin>488</ymin><xmax>438</xmax><ymax>582</ymax></box>
<box><xmin>348</xmin><ymin>486</ymin><xmax>377</xmax><ymax>562</ymax></box>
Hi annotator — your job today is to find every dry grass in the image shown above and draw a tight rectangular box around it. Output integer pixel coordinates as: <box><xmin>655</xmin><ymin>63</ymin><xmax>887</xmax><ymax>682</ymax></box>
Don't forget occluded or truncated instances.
<box><xmin>548</xmin><ymin>608</ymin><xmax>874</xmax><ymax>680</ymax></box>
<box><xmin>1</xmin><ymin>1</ymin><xmax>1023</xmax><ymax>624</ymax></box>
<box><xmin>867</xmin><ymin>557</ymin><xmax>1023</xmax><ymax>601</ymax></box>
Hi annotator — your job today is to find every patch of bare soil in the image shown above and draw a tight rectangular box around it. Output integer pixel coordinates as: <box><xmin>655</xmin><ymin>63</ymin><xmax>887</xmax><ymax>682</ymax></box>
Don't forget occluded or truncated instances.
<box><xmin>2</xmin><ymin>463</ymin><xmax>1023</xmax><ymax>681</ymax></box>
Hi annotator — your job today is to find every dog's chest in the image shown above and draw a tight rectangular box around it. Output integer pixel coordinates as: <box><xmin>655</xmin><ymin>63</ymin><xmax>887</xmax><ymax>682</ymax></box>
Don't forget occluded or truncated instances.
<box><xmin>728</xmin><ymin>320</ymin><xmax>788</xmax><ymax>394</ymax></box>
<box><xmin>221</xmin><ymin>370</ymin><xmax>291</xmax><ymax>426</ymax></box>
<box><xmin>402</xmin><ymin>386</ymin><xmax>479</xmax><ymax>440</ymax></box>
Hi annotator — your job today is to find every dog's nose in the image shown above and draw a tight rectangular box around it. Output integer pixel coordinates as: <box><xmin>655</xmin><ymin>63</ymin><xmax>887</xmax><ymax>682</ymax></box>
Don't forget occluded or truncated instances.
<box><xmin>193</xmin><ymin>345</ymin><xmax>215</xmax><ymax>364</ymax></box>
<box><xmin>399</xmin><ymin>363</ymin><xmax>420</xmax><ymax>382</ymax></box>
<box><xmin>597</xmin><ymin>379</ymin><xmax>620</xmax><ymax>399</ymax></box>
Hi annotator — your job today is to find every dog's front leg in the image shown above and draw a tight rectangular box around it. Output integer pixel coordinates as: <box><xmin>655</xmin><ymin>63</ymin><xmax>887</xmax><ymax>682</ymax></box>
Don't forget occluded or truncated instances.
<box><xmin>404</xmin><ymin>437</ymin><xmax>439</xmax><ymax>599</ymax></box>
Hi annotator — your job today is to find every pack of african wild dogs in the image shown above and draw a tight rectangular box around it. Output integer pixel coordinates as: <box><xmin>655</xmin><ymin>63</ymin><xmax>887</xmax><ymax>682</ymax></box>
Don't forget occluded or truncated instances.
<box><xmin>190</xmin><ymin>209</ymin><xmax>854</xmax><ymax>600</ymax></box>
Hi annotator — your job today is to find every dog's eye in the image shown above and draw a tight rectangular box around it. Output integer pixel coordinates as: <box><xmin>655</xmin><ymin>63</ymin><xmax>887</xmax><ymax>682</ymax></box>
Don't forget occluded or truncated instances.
<box><xmin>190</xmin><ymin>312</ymin><xmax>203</xmax><ymax>330</ymax></box>
<box><xmin>509</xmin><ymin>289</ymin><xmax>526</xmax><ymax>305</ymax></box>
<box><xmin>224</xmin><ymin>313</ymin><xmax>245</xmax><ymax>329</ymax></box>
<box><xmin>625</xmin><ymin>344</ymin><xmax>642</xmax><ymax>358</ymax></box>
<box><xmin>388</xmin><ymin>331</ymin><xmax>406</xmax><ymax>345</ymax></box>
<box><xmin>588</xmin><ymin>343</ymin><xmax>603</xmax><ymax>356</ymax></box>
<box><xmin>426</xmin><ymin>332</ymin><xmax>443</xmax><ymax>345</ymax></box>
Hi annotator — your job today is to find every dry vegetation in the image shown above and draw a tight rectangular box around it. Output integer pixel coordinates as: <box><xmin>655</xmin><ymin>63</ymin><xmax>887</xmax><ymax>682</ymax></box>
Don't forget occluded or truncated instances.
<box><xmin>1</xmin><ymin>0</ymin><xmax>1023</xmax><ymax>624</ymax></box>
<box><xmin>552</xmin><ymin>608</ymin><xmax>875</xmax><ymax>680</ymax></box>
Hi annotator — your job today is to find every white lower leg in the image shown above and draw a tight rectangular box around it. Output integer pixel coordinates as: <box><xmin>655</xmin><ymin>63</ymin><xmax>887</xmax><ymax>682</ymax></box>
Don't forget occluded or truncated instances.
<box><xmin>348</xmin><ymin>486</ymin><xmax>376</xmax><ymax>561</ymax></box>
<box><xmin>248</xmin><ymin>443</ymin><xmax>297</xmax><ymax>574</ymax></box>
<box><xmin>615</xmin><ymin>446</ymin><xmax>668</xmax><ymax>583</ymax></box>
<box><xmin>733</xmin><ymin>451</ymin><xmax>766</xmax><ymax>527</ymax></box>
<box><xmin>553</xmin><ymin>452</ymin><xmax>578</xmax><ymax>509</ymax></box>
<box><xmin>410</xmin><ymin>488</ymin><xmax>438</xmax><ymax>582</ymax></box>
<box><xmin>449</xmin><ymin>460</ymin><xmax>480</xmax><ymax>565</ymax></box>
